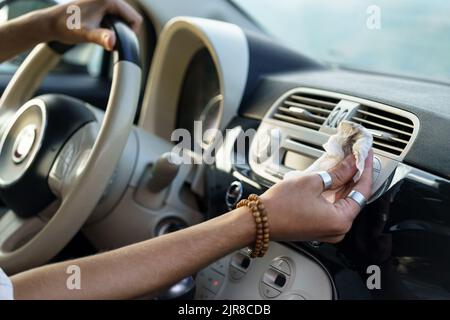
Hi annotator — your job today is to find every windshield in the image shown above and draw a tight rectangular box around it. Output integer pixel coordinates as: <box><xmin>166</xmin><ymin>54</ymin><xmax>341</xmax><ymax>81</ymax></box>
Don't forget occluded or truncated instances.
<box><xmin>233</xmin><ymin>0</ymin><xmax>450</xmax><ymax>84</ymax></box>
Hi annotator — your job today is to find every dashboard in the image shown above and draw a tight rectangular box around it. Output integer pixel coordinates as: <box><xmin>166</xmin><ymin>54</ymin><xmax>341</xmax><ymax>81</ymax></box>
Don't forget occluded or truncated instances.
<box><xmin>162</xmin><ymin>20</ymin><xmax>450</xmax><ymax>300</ymax></box>
<box><xmin>83</xmin><ymin>8</ymin><xmax>450</xmax><ymax>300</ymax></box>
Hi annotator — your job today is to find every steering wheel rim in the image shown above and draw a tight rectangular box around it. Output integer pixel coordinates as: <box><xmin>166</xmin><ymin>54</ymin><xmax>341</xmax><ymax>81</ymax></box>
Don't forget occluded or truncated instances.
<box><xmin>0</xmin><ymin>18</ymin><xmax>141</xmax><ymax>274</ymax></box>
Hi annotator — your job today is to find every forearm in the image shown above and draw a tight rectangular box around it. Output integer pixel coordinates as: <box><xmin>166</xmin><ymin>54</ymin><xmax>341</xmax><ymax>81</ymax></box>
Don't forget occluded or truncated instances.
<box><xmin>0</xmin><ymin>9</ymin><xmax>52</xmax><ymax>62</ymax></box>
<box><xmin>11</xmin><ymin>207</ymin><xmax>255</xmax><ymax>300</ymax></box>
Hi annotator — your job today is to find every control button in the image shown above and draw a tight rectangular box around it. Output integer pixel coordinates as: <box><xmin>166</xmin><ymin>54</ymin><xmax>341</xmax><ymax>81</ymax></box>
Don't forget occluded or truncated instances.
<box><xmin>270</xmin><ymin>258</ymin><xmax>291</xmax><ymax>275</ymax></box>
<box><xmin>274</xmin><ymin>274</ymin><xmax>287</xmax><ymax>287</ymax></box>
<box><xmin>240</xmin><ymin>256</ymin><xmax>251</xmax><ymax>269</ymax></box>
<box><xmin>231</xmin><ymin>252</ymin><xmax>252</xmax><ymax>271</ymax></box>
<box><xmin>225</xmin><ymin>181</ymin><xmax>243</xmax><ymax>209</ymax></box>
<box><xmin>204</xmin><ymin>269</ymin><xmax>225</xmax><ymax>294</ymax></box>
<box><xmin>261</xmin><ymin>283</ymin><xmax>281</xmax><ymax>298</ymax></box>
<box><xmin>229</xmin><ymin>266</ymin><xmax>245</xmax><ymax>281</ymax></box>
<box><xmin>212</xmin><ymin>259</ymin><xmax>227</xmax><ymax>275</ymax></box>
<box><xmin>262</xmin><ymin>268</ymin><xmax>289</xmax><ymax>290</ymax></box>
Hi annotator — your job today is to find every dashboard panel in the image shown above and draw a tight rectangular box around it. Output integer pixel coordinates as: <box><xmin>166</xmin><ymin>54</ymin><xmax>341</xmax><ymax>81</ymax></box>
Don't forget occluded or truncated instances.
<box><xmin>103</xmin><ymin>7</ymin><xmax>450</xmax><ymax>300</ymax></box>
<box><xmin>240</xmin><ymin>71</ymin><xmax>450</xmax><ymax>178</ymax></box>
<box><xmin>198</xmin><ymin>29</ymin><xmax>450</xmax><ymax>299</ymax></box>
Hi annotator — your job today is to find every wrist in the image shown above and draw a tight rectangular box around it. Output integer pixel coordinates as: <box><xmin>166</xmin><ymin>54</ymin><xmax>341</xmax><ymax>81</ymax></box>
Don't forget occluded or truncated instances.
<box><xmin>225</xmin><ymin>207</ymin><xmax>256</xmax><ymax>248</ymax></box>
<box><xmin>259</xmin><ymin>193</ymin><xmax>280</xmax><ymax>240</ymax></box>
<box><xmin>22</xmin><ymin>9</ymin><xmax>54</xmax><ymax>44</ymax></box>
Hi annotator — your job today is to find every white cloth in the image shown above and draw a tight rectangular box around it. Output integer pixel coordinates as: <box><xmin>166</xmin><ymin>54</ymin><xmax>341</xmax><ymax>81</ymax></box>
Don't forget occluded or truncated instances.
<box><xmin>284</xmin><ymin>121</ymin><xmax>373</xmax><ymax>181</ymax></box>
<box><xmin>0</xmin><ymin>268</ymin><xmax>13</xmax><ymax>300</ymax></box>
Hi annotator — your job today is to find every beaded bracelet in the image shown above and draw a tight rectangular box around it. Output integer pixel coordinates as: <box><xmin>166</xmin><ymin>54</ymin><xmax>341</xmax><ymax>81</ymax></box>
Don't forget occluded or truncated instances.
<box><xmin>236</xmin><ymin>194</ymin><xmax>270</xmax><ymax>258</ymax></box>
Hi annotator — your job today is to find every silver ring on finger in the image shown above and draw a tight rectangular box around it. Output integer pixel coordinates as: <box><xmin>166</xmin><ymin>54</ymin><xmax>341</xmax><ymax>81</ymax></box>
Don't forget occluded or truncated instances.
<box><xmin>317</xmin><ymin>171</ymin><xmax>333</xmax><ymax>191</ymax></box>
<box><xmin>347</xmin><ymin>190</ymin><xmax>367</xmax><ymax>208</ymax></box>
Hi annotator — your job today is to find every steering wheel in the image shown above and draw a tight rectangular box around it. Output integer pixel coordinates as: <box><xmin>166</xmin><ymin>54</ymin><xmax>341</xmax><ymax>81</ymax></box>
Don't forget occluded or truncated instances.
<box><xmin>0</xmin><ymin>18</ymin><xmax>141</xmax><ymax>274</ymax></box>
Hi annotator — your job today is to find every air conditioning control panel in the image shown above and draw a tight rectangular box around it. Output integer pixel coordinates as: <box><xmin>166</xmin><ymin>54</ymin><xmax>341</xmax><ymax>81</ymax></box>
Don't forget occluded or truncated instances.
<box><xmin>195</xmin><ymin>242</ymin><xmax>333</xmax><ymax>300</ymax></box>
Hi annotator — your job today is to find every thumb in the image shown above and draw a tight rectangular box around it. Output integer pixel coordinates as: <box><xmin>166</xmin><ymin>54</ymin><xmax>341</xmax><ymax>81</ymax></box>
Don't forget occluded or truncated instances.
<box><xmin>327</xmin><ymin>154</ymin><xmax>358</xmax><ymax>190</ymax></box>
<box><xmin>84</xmin><ymin>28</ymin><xmax>116</xmax><ymax>51</ymax></box>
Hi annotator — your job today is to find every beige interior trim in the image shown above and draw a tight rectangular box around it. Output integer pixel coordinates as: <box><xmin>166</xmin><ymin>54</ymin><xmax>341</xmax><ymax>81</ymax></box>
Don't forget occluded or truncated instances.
<box><xmin>138</xmin><ymin>17</ymin><xmax>249</xmax><ymax>140</ymax></box>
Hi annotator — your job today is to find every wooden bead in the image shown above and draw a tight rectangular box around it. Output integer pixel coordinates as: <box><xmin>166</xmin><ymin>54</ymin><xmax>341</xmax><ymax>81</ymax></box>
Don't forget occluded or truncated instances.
<box><xmin>240</xmin><ymin>194</ymin><xmax>270</xmax><ymax>259</ymax></box>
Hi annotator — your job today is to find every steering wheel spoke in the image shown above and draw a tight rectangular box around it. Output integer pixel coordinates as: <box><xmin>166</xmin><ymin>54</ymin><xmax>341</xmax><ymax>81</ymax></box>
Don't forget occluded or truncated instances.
<box><xmin>0</xmin><ymin>211</ymin><xmax>45</xmax><ymax>255</ymax></box>
<box><xmin>48</xmin><ymin>122</ymin><xmax>99</xmax><ymax>198</ymax></box>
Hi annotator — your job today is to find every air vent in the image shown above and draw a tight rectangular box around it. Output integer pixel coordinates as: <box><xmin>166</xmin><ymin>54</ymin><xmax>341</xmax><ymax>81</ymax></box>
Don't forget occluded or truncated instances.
<box><xmin>352</xmin><ymin>106</ymin><xmax>415</xmax><ymax>156</ymax></box>
<box><xmin>272</xmin><ymin>93</ymin><xmax>339</xmax><ymax>131</ymax></box>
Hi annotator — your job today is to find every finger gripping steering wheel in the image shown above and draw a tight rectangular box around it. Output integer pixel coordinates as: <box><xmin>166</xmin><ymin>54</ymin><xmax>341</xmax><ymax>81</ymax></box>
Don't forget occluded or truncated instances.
<box><xmin>0</xmin><ymin>17</ymin><xmax>141</xmax><ymax>274</ymax></box>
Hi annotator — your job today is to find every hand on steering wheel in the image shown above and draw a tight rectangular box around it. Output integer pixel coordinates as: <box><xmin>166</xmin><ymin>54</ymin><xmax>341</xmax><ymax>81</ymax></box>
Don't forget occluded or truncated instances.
<box><xmin>45</xmin><ymin>0</ymin><xmax>142</xmax><ymax>51</ymax></box>
<box><xmin>0</xmin><ymin>16</ymin><xmax>141</xmax><ymax>274</ymax></box>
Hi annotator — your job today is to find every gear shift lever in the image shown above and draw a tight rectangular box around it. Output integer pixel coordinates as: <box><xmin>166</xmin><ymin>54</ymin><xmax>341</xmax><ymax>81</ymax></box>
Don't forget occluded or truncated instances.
<box><xmin>134</xmin><ymin>152</ymin><xmax>182</xmax><ymax>209</ymax></box>
<box><xmin>147</xmin><ymin>152</ymin><xmax>181</xmax><ymax>193</ymax></box>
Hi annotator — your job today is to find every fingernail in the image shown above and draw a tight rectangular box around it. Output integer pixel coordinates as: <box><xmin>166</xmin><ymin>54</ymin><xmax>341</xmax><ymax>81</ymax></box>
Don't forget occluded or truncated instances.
<box><xmin>103</xmin><ymin>34</ymin><xmax>112</xmax><ymax>50</ymax></box>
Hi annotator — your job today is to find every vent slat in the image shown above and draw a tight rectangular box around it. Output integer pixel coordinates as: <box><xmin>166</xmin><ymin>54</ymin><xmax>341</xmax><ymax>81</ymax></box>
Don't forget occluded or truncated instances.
<box><xmin>356</xmin><ymin>109</ymin><xmax>414</xmax><ymax>130</ymax></box>
<box><xmin>373</xmin><ymin>140</ymin><xmax>404</xmax><ymax>154</ymax></box>
<box><xmin>273</xmin><ymin>113</ymin><xmax>322</xmax><ymax>130</ymax></box>
<box><xmin>284</xmin><ymin>100</ymin><xmax>332</xmax><ymax>115</ymax></box>
<box><xmin>290</xmin><ymin>95</ymin><xmax>337</xmax><ymax>109</ymax></box>
<box><xmin>390</xmin><ymin>137</ymin><xmax>410</xmax><ymax>144</ymax></box>
<box><xmin>352</xmin><ymin>117</ymin><xmax>412</xmax><ymax>137</ymax></box>
<box><xmin>352</xmin><ymin>105</ymin><xmax>416</xmax><ymax>157</ymax></box>
<box><xmin>278</xmin><ymin>106</ymin><xmax>327</xmax><ymax>123</ymax></box>
<box><xmin>272</xmin><ymin>93</ymin><xmax>339</xmax><ymax>131</ymax></box>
